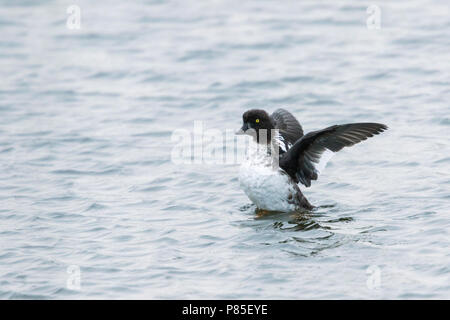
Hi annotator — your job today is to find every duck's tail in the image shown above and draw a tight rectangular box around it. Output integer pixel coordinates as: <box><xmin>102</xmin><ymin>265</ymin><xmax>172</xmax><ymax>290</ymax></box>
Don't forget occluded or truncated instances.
<box><xmin>292</xmin><ymin>184</ymin><xmax>314</xmax><ymax>210</ymax></box>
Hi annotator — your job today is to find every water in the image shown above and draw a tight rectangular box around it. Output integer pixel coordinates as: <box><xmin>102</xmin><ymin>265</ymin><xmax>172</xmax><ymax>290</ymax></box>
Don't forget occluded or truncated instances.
<box><xmin>0</xmin><ymin>0</ymin><xmax>449</xmax><ymax>299</ymax></box>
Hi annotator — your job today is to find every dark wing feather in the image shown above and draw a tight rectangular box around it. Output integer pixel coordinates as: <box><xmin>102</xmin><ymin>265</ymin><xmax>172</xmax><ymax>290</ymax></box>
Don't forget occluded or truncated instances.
<box><xmin>279</xmin><ymin>123</ymin><xmax>388</xmax><ymax>187</ymax></box>
<box><xmin>270</xmin><ymin>108</ymin><xmax>304</xmax><ymax>146</ymax></box>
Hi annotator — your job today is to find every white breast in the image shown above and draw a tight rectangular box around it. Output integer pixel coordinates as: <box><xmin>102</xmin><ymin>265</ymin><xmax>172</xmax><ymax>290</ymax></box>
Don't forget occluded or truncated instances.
<box><xmin>238</xmin><ymin>143</ymin><xmax>298</xmax><ymax>212</ymax></box>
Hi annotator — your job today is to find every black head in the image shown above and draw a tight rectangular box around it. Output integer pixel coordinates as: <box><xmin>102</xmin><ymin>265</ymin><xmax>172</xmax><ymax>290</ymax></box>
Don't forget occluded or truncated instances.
<box><xmin>236</xmin><ymin>109</ymin><xmax>274</xmax><ymax>143</ymax></box>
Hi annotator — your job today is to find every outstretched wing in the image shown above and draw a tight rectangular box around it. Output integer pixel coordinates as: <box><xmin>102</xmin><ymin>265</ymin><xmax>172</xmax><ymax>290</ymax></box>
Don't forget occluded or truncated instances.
<box><xmin>279</xmin><ymin>123</ymin><xmax>388</xmax><ymax>187</ymax></box>
<box><xmin>270</xmin><ymin>108</ymin><xmax>304</xmax><ymax>151</ymax></box>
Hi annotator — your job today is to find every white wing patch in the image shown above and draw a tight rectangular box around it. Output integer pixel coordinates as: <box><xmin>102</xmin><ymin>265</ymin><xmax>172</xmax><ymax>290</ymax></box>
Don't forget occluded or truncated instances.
<box><xmin>314</xmin><ymin>148</ymin><xmax>335</xmax><ymax>174</ymax></box>
<box><xmin>274</xmin><ymin>132</ymin><xmax>292</xmax><ymax>152</ymax></box>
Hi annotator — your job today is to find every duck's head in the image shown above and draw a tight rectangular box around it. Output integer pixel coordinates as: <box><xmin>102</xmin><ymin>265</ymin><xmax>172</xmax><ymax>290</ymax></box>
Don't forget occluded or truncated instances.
<box><xmin>236</xmin><ymin>109</ymin><xmax>274</xmax><ymax>143</ymax></box>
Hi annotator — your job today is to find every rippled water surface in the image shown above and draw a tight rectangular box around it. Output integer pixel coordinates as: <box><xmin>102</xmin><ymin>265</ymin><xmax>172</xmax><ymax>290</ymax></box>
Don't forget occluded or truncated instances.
<box><xmin>0</xmin><ymin>0</ymin><xmax>449</xmax><ymax>299</ymax></box>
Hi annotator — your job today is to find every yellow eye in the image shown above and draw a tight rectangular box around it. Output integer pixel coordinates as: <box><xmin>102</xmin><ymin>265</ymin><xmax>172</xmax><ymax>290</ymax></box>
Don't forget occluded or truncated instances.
<box><xmin>255</xmin><ymin>119</ymin><xmax>260</xmax><ymax>123</ymax></box>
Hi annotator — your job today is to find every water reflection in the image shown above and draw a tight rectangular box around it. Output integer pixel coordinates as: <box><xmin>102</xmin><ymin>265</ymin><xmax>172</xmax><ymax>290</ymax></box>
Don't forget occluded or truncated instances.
<box><xmin>236</xmin><ymin>202</ymin><xmax>355</xmax><ymax>257</ymax></box>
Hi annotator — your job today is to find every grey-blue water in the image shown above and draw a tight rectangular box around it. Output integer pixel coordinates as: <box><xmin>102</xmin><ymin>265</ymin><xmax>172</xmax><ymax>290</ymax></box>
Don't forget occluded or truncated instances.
<box><xmin>0</xmin><ymin>0</ymin><xmax>449</xmax><ymax>299</ymax></box>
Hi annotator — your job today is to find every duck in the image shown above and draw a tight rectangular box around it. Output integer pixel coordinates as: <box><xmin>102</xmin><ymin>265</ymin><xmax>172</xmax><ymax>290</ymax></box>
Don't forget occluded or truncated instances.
<box><xmin>236</xmin><ymin>108</ymin><xmax>387</xmax><ymax>212</ymax></box>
